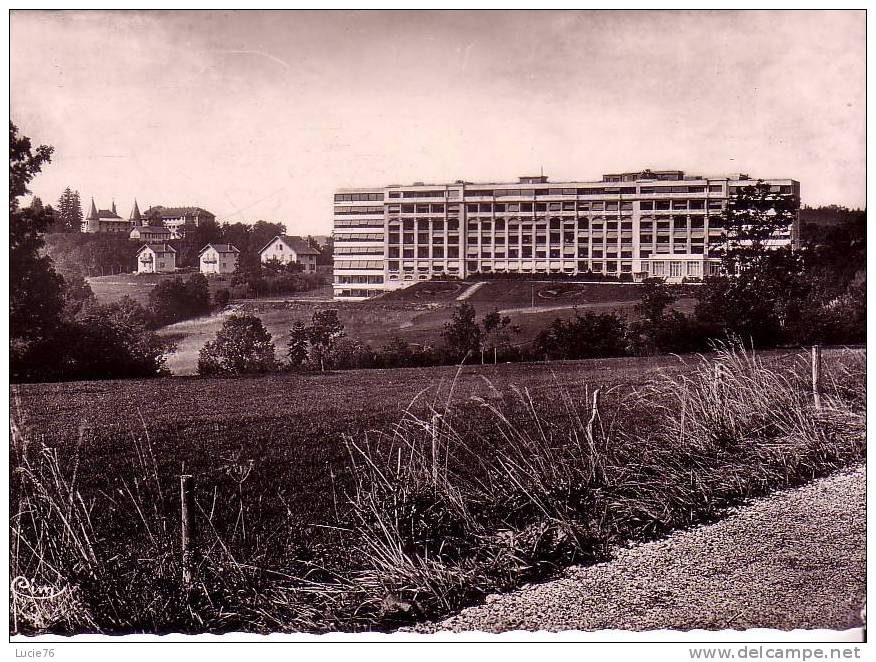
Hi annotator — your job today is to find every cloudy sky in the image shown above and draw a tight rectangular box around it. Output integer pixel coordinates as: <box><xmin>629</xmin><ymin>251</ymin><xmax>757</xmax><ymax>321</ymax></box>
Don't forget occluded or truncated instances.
<box><xmin>11</xmin><ymin>10</ymin><xmax>865</xmax><ymax>234</ymax></box>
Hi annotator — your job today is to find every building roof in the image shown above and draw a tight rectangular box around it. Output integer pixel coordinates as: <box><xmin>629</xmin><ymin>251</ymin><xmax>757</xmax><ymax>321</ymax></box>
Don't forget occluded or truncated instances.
<box><xmin>137</xmin><ymin>243</ymin><xmax>177</xmax><ymax>254</ymax></box>
<box><xmin>198</xmin><ymin>243</ymin><xmax>240</xmax><ymax>255</ymax></box>
<box><xmin>145</xmin><ymin>205</ymin><xmax>215</xmax><ymax>220</ymax></box>
<box><xmin>129</xmin><ymin>200</ymin><xmax>141</xmax><ymax>221</ymax></box>
<box><xmin>258</xmin><ymin>234</ymin><xmax>321</xmax><ymax>256</ymax></box>
<box><xmin>131</xmin><ymin>225</ymin><xmax>172</xmax><ymax>234</ymax></box>
<box><xmin>86</xmin><ymin>198</ymin><xmax>123</xmax><ymax>220</ymax></box>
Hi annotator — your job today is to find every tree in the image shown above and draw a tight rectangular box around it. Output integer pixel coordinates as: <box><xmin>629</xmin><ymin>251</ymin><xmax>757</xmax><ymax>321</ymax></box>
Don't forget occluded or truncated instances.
<box><xmin>177</xmin><ymin>218</ymin><xmax>222</xmax><ymax>267</ymax></box>
<box><xmin>480</xmin><ymin>309</ymin><xmax>516</xmax><ymax>362</ymax></box>
<box><xmin>307</xmin><ymin>309</ymin><xmax>345</xmax><ymax>371</ymax></box>
<box><xmin>213</xmin><ymin>287</ymin><xmax>231</xmax><ymax>309</ymax></box>
<box><xmin>285</xmin><ymin>320</ymin><xmax>310</xmax><ymax>370</ymax></box>
<box><xmin>442</xmin><ymin>302</ymin><xmax>481</xmax><ymax>362</ymax></box>
<box><xmin>9</xmin><ymin>123</ymin><xmax>66</xmax><ymax>380</ymax></box>
<box><xmin>534</xmin><ymin>311</ymin><xmax>628</xmax><ymax>360</ymax></box>
<box><xmin>56</xmin><ymin>187</ymin><xmax>83</xmax><ymax>232</ymax></box>
<box><xmin>66</xmin><ymin>297</ymin><xmax>169</xmax><ymax>380</ymax></box>
<box><xmin>691</xmin><ymin>181</ymin><xmax>804</xmax><ymax>348</ymax></box>
<box><xmin>10</xmin><ymin>122</ymin><xmax>53</xmax><ymax>211</ymax></box>
<box><xmin>147</xmin><ymin>273</ymin><xmax>211</xmax><ymax>327</ymax></box>
<box><xmin>198</xmin><ymin>314</ymin><xmax>277</xmax><ymax>376</ymax></box>
<box><xmin>716</xmin><ymin>180</ymin><xmax>799</xmax><ymax>274</ymax></box>
<box><xmin>634</xmin><ymin>278</ymin><xmax>676</xmax><ymax>325</ymax></box>
<box><xmin>250</xmin><ymin>220</ymin><xmax>286</xmax><ymax>254</ymax></box>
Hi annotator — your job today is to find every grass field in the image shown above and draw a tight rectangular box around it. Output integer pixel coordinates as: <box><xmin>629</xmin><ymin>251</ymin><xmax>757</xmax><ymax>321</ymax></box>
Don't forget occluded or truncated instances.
<box><xmin>87</xmin><ymin>272</ymin><xmax>238</xmax><ymax>306</ymax></box>
<box><xmin>158</xmin><ymin>280</ymin><xmax>695</xmax><ymax>375</ymax></box>
<box><xmin>10</xmin><ymin>346</ymin><xmax>866</xmax><ymax>634</ymax></box>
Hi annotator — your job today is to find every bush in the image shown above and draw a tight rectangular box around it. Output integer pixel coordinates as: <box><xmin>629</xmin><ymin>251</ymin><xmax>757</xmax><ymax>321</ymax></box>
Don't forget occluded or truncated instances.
<box><xmin>213</xmin><ymin>288</ymin><xmax>231</xmax><ymax>310</ymax></box>
<box><xmin>534</xmin><ymin>311</ymin><xmax>629</xmax><ymax>360</ymax></box>
<box><xmin>198</xmin><ymin>314</ymin><xmax>277</xmax><ymax>376</ymax></box>
<box><xmin>148</xmin><ymin>273</ymin><xmax>212</xmax><ymax>327</ymax></box>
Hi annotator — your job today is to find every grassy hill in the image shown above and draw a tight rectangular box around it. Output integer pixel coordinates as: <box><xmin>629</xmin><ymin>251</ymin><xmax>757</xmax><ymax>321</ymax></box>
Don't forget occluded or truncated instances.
<box><xmin>158</xmin><ymin>280</ymin><xmax>695</xmax><ymax>375</ymax></box>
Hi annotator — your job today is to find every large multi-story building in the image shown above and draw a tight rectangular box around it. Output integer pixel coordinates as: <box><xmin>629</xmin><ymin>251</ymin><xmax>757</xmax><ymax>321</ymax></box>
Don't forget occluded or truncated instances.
<box><xmin>332</xmin><ymin>169</ymin><xmax>799</xmax><ymax>300</ymax></box>
<box><xmin>142</xmin><ymin>205</ymin><xmax>216</xmax><ymax>239</ymax></box>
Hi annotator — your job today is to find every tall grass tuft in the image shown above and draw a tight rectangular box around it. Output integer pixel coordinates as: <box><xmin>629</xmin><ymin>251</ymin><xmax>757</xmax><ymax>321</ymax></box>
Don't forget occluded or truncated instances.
<box><xmin>331</xmin><ymin>342</ymin><xmax>865</xmax><ymax>628</ymax></box>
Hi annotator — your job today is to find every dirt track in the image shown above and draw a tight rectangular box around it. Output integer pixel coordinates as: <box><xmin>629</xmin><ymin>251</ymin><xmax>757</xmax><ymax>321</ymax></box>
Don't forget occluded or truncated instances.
<box><xmin>413</xmin><ymin>465</ymin><xmax>866</xmax><ymax>633</ymax></box>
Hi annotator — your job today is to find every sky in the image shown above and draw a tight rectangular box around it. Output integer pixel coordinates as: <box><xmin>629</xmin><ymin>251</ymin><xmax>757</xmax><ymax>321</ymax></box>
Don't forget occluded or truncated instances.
<box><xmin>10</xmin><ymin>10</ymin><xmax>866</xmax><ymax>235</ymax></box>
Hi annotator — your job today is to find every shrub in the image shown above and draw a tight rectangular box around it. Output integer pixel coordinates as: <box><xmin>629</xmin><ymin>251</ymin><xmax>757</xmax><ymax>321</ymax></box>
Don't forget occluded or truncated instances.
<box><xmin>534</xmin><ymin>311</ymin><xmax>629</xmax><ymax>360</ymax></box>
<box><xmin>148</xmin><ymin>273</ymin><xmax>212</xmax><ymax>327</ymax></box>
<box><xmin>212</xmin><ymin>287</ymin><xmax>231</xmax><ymax>310</ymax></box>
<box><xmin>197</xmin><ymin>314</ymin><xmax>277</xmax><ymax>376</ymax></box>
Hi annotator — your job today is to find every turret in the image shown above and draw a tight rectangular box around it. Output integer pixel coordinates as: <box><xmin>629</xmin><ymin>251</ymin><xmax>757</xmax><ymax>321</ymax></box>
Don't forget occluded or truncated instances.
<box><xmin>85</xmin><ymin>198</ymin><xmax>99</xmax><ymax>233</ymax></box>
<box><xmin>129</xmin><ymin>199</ymin><xmax>142</xmax><ymax>223</ymax></box>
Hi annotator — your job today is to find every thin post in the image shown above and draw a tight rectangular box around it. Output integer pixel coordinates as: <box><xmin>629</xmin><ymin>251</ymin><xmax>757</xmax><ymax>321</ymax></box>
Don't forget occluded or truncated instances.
<box><xmin>714</xmin><ymin>362</ymin><xmax>726</xmax><ymax>391</ymax></box>
<box><xmin>493</xmin><ymin>347</ymin><xmax>497</xmax><ymax>365</ymax></box>
<box><xmin>811</xmin><ymin>345</ymin><xmax>822</xmax><ymax>410</ymax></box>
<box><xmin>430</xmin><ymin>414</ymin><xmax>441</xmax><ymax>486</ymax></box>
<box><xmin>180</xmin><ymin>474</ymin><xmax>194</xmax><ymax>589</ymax></box>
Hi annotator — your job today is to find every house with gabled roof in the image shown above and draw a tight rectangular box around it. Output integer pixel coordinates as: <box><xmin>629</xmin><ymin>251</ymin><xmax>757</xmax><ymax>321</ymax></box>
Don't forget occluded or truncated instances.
<box><xmin>199</xmin><ymin>243</ymin><xmax>240</xmax><ymax>275</ymax></box>
<box><xmin>82</xmin><ymin>199</ymin><xmax>133</xmax><ymax>234</ymax></box>
<box><xmin>258</xmin><ymin>235</ymin><xmax>320</xmax><ymax>272</ymax></box>
<box><xmin>136</xmin><ymin>243</ymin><xmax>177</xmax><ymax>274</ymax></box>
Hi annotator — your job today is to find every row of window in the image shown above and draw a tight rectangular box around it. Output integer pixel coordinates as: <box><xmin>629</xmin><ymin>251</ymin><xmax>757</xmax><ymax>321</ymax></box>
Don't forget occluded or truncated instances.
<box><xmin>384</xmin><ymin>216</ymin><xmax>724</xmax><ymax>234</ymax></box>
<box><xmin>333</xmin><ymin>206</ymin><xmax>385</xmax><ymax>215</ymax></box>
<box><xmin>387</xmin><ymin>190</ymin><xmax>454</xmax><ymax>199</ymax></box>
<box><xmin>337</xmin><ymin>185</ymin><xmax>793</xmax><ymax>205</ymax></box>
<box><xmin>334</xmin><ymin>260</ymin><xmax>384</xmax><ymax>269</ymax></box>
<box><xmin>334</xmin><ymin>219</ymin><xmax>385</xmax><ymax>228</ymax></box>
<box><xmin>335</xmin><ymin>288</ymin><xmax>383</xmax><ymax>298</ymax></box>
<box><xmin>334</xmin><ymin>192</ymin><xmax>384</xmax><ymax>202</ymax></box>
<box><xmin>334</xmin><ymin>275</ymin><xmax>385</xmax><ymax>284</ymax></box>
<box><xmin>334</xmin><ymin>246</ymin><xmax>385</xmax><ymax>255</ymax></box>
<box><xmin>388</xmin><ymin>247</ymin><xmax>461</xmax><ymax>258</ymax></box>
<box><xmin>333</xmin><ymin>232</ymin><xmax>384</xmax><ymax>241</ymax></box>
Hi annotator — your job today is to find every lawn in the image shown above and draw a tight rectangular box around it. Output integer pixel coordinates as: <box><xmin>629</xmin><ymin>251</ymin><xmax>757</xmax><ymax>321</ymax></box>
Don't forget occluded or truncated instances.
<box><xmin>87</xmin><ymin>272</ymin><xmax>237</xmax><ymax>306</ymax></box>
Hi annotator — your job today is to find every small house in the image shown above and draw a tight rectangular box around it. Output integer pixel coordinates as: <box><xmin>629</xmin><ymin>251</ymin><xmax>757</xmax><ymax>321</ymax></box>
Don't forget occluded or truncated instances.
<box><xmin>199</xmin><ymin>243</ymin><xmax>240</xmax><ymax>275</ymax></box>
<box><xmin>137</xmin><ymin>243</ymin><xmax>177</xmax><ymax>274</ymax></box>
<box><xmin>258</xmin><ymin>235</ymin><xmax>320</xmax><ymax>272</ymax></box>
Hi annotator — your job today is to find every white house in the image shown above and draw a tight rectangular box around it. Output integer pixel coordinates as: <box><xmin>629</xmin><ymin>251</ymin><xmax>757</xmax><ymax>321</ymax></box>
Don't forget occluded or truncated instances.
<box><xmin>258</xmin><ymin>235</ymin><xmax>320</xmax><ymax>272</ymax></box>
<box><xmin>199</xmin><ymin>243</ymin><xmax>240</xmax><ymax>275</ymax></box>
<box><xmin>136</xmin><ymin>243</ymin><xmax>177</xmax><ymax>274</ymax></box>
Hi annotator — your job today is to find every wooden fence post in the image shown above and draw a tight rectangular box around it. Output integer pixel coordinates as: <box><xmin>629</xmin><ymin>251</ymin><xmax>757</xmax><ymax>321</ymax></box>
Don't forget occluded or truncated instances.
<box><xmin>811</xmin><ymin>345</ymin><xmax>822</xmax><ymax>410</ymax></box>
<box><xmin>180</xmin><ymin>474</ymin><xmax>194</xmax><ymax>589</ymax></box>
<box><xmin>430</xmin><ymin>414</ymin><xmax>442</xmax><ymax>486</ymax></box>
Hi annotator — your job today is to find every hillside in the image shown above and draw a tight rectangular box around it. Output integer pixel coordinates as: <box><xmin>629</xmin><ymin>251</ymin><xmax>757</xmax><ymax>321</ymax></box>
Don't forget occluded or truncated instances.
<box><xmin>159</xmin><ymin>280</ymin><xmax>686</xmax><ymax>375</ymax></box>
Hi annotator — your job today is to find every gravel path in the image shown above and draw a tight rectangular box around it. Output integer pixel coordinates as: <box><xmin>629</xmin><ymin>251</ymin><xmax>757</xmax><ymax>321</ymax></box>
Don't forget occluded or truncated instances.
<box><xmin>413</xmin><ymin>465</ymin><xmax>866</xmax><ymax>633</ymax></box>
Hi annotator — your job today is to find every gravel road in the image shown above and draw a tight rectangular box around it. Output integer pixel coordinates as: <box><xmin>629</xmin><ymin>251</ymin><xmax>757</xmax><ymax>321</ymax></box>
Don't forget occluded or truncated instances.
<box><xmin>413</xmin><ymin>465</ymin><xmax>866</xmax><ymax>633</ymax></box>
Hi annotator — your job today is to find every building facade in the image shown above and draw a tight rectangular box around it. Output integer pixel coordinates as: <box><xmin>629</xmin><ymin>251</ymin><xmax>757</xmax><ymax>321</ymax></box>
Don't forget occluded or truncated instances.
<box><xmin>82</xmin><ymin>199</ymin><xmax>133</xmax><ymax>234</ymax></box>
<box><xmin>199</xmin><ymin>243</ymin><xmax>240</xmax><ymax>275</ymax></box>
<box><xmin>136</xmin><ymin>243</ymin><xmax>177</xmax><ymax>273</ymax></box>
<box><xmin>143</xmin><ymin>206</ymin><xmax>216</xmax><ymax>239</ymax></box>
<box><xmin>258</xmin><ymin>235</ymin><xmax>320</xmax><ymax>272</ymax></box>
<box><xmin>130</xmin><ymin>224</ymin><xmax>173</xmax><ymax>242</ymax></box>
<box><xmin>332</xmin><ymin>170</ymin><xmax>799</xmax><ymax>300</ymax></box>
